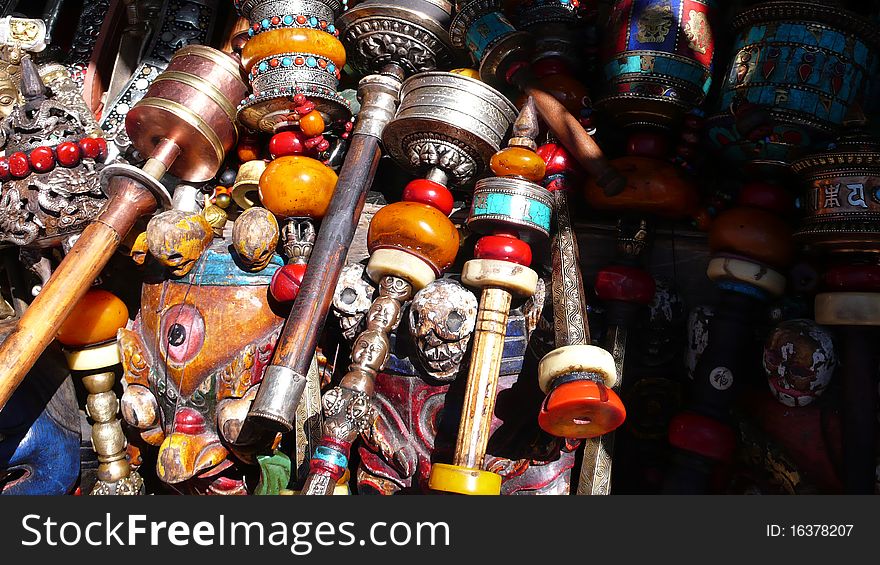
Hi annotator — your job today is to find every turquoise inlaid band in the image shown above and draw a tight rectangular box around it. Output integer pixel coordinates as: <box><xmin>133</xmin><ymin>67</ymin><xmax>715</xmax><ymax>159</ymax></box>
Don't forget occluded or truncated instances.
<box><xmin>470</xmin><ymin>191</ymin><xmax>553</xmax><ymax>235</ymax></box>
<box><xmin>313</xmin><ymin>446</ymin><xmax>348</xmax><ymax>469</ymax></box>
<box><xmin>466</xmin><ymin>12</ymin><xmax>516</xmax><ymax>62</ymax></box>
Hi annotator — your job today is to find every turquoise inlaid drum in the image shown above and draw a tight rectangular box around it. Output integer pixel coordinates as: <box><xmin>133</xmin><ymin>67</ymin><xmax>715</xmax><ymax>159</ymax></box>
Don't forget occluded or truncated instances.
<box><xmin>707</xmin><ymin>1</ymin><xmax>880</xmax><ymax>166</ymax></box>
<box><xmin>597</xmin><ymin>0</ymin><xmax>717</xmax><ymax>128</ymax></box>
<box><xmin>467</xmin><ymin>177</ymin><xmax>553</xmax><ymax>243</ymax></box>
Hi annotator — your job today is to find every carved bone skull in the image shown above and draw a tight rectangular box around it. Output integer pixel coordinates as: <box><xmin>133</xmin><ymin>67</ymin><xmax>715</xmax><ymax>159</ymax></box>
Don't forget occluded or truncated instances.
<box><xmin>332</xmin><ymin>262</ymin><xmax>376</xmax><ymax>341</ymax></box>
<box><xmin>408</xmin><ymin>278</ymin><xmax>478</xmax><ymax>382</ymax></box>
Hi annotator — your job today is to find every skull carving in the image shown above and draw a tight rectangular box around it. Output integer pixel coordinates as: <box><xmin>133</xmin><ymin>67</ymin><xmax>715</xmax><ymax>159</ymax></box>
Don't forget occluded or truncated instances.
<box><xmin>146</xmin><ymin>210</ymin><xmax>214</xmax><ymax>276</ymax></box>
<box><xmin>408</xmin><ymin>278</ymin><xmax>478</xmax><ymax>382</ymax></box>
<box><xmin>232</xmin><ymin>207</ymin><xmax>279</xmax><ymax>272</ymax></box>
<box><xmin>763</xmin><ymin>319</ymin><xmax>836</xmax><ymax>407</ymax></box>
<box><xmin>332</xmin><ymin>262</ymin><xmax>376</xmax><ymax>341</ymax></box>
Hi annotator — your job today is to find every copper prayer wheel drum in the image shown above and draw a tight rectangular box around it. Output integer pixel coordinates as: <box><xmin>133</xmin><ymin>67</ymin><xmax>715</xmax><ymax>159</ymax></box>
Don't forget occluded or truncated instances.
<box><xmin>791</xmin><ymin>133</ymin><xmax>880</xmax><ymax>255</ymax></box>
<box><xmin>125</xmin><ymin>46</ymin><xmax>248</xmax><ymax>182</ymax></box>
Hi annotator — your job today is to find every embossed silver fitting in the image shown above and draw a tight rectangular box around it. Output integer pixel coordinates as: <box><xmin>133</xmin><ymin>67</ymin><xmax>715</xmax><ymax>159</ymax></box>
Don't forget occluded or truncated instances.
<box><xmin>247</xmin><ymin>364</ymin><xmax>309</xmax><ymax>432</ymax></box>
<box><xmin>351</xmin><ymin>71</ymin><xmax>404</xmax><ymax>139</ymax></box>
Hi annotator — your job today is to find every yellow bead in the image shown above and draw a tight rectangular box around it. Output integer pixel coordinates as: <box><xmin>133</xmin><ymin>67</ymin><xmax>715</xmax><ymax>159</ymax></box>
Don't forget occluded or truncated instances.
<box><xmin>450</xmin><ymin>68</ymin><xmax>481</xmax><ymax>80</ymax></box>
<box><xmin>259</xmin><ymin>155</ymin><xmax>338</xmax><ymax>219</ymax></box>
<box><xmin>428</xmin><ymin>463</ymin><xmax>501</xmax><ymax>495</ymax></box>
<box><xmin>57</xmin><ymin>289</ymin><xmax>129</xmax><ymax>348</ymax></box>
<box><xmin>489</xmin><ymin>147</ymin><xmax>546</xmax><ymax>181</ymax></box>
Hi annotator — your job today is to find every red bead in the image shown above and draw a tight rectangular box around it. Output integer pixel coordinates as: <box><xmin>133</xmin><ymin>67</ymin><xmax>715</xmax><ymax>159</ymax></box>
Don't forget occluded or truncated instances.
<box><xmin>824</xmin><ymin>264</ymin><xmax>880</xmax><ymax>292</ymax></box>
<box><xmin>173</xmin><ymin>407</ymin><xmax>206</xmax><ymax>435</ymax></box>
<box><xmin>474</xmin><ymin>234</ymin><xmax>532</xmax><ymax>266</ymax></box>
<box><xmin>269</xmin><ymin>131</ymin><xmax>305</xmax><ymax>158</ymax></box>
<box><xmin>96</xmin><ymin>138</ymin><xmax>108</xmax><ymax>159</ymax></box>
<box><xmin>536</xmin><ymin>142</ymin><xmax>580</xmax><ymax>179</ymax></box>
<box><xmin>736</xmin><ymin>181</ymin><xmax>793</xmax><ymax>215</ymax></box>
<box><xmin>270</xmin><ymin>263</ymin><xmax>307</xmax><ymax>302</ymax></box>
<box><xmin>8</xmin><ymin>152</ymin><xmax>30</xmax><ymax>177</ymax></box>
<box><xmin>293</xmin><ymin>93</ymin><xmax>307</xmax><ymax>105</ymax></box>
<box><xmin>626</xmin><ymin>131</ymin><xmax>670</xmax><ymax>159</ymax></box>
<box><xmin>594</xmin><ymin>265</ymin><xmax>655</xmax><ymax>305</ymax></box>
<box><xmin>296</xmin><ymin>15</ymin><xmax>307</xmax><ymax>24</ymax></box>
<box><xmin>668</xmin><ymin>411</ymin><xmax>736</xmax><ymax>463</ymax></box>
<box><xmin>56</xmin><ymin>141</ymin><xmax>81</xmax><ymax>167</ymax></box>
<box><xmin>29</xmin><ymin>146</ymin><xmax>55</xmax><ymax>173</ymax></box>
<box><xmin>401</xmin><ymin>178</ymin><xmax>454</xmax><ymax>216</ymax></box>
<box><xmin>0</xmin><ymin>157</ymin><xmax>10</xmax><ymax>180</ymax></box>
<box><xmin>531</xmin><ymin>57</ymin><xmax>569</xmax><ymax>79</ymax></box>
<box><xmin>79</xmin><ymin>137</ymin><xmax>101</xmax><ymax>159</ymax></box>
<box><xmin>271</xmin><ymin>16</ymin><xmax>281</xmax><ymax>25</ymax></box>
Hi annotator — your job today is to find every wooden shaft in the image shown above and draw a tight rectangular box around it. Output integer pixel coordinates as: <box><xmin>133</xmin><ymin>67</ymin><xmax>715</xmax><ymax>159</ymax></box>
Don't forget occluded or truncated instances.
<box><xmin>452</xmin><ymin>287</ymin><xmax>512</xmax><ymax>469</ymax></box>
<box><xmin>839</xmin><ymin>326</ymin><xmax>877</xmax><ymax>494</ymax></box>
<box><xmin>271</xmin><ymin>135</ymin><xmax>380</xmax><ymax>370</ymax></box>
<box><xmin>522</xmin><ymin>83</ymin><xmax>625</xmax><ymax>195</ymax></box>
<box><xmin>0</xmin><ymin>177</ymin><xmax>157</xmax><ymax>411</ymax></box>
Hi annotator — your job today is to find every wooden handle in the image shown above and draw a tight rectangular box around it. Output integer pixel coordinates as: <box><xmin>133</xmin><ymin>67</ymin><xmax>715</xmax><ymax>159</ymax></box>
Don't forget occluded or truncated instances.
<box><xmin>452</xmin><ymin>287</ymin><xmax>512</xmax><ymax>469</ymax></box>
<box><xmin>0</xmin><ymin>221</ymin><xmax>120</xmax><ymax>410</ymax></box>
<box><xmin>523</xmin><ymin>84</ymin><xmax>625</xmax><ymax>196</ymax></box>
<box><xmin>0</xmin><ymin>176</ymin><xmax>156</xmax><ymax>410</ymax></box>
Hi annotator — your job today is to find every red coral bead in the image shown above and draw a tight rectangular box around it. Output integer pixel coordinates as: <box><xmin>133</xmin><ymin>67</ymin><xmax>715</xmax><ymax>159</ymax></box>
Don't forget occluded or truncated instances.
<box><xmin>736</xmin><ymin>181</ymin><xmax>793</xmax><ymax>215</ymax></box>
<box><xmin>270</xmin><ymin>263</ymin><xmax>307</xmax><ymax>302</ymax></box>
<box><xmin>626</xmin><ymin>131</ymin><xmax>670</xmax><ymax>159</ymax></box>
<box><xmin>531</xmin><ymin>57</ymin><xmax>569</xmax><ymax>79</ymax></box>
<box><xmin>56</xmin><ymin>141</ymin><xmax>81</xmax><ymax>167</ymax></box>
<box><xmin>594</xmin><ymin>264</ymin><xmax>656</xmax><ymax>304</ymax></box>
<box><xmin>29</xmin><ymin>146</ymin><xmax>55</xmax><ymax>173</ymax></box>
<box><xmin>0</xmin><ymin>157</ymin><xmax>9</xmax><ymax>180</ymax></box>
<box><xmin>79</xmin><ymin>137</ymin><xmax>101</xmax><ymax>159</ymax></box>
<box><xmin>8</xmin><ymin>152</ymin><xmax>30</xmax><ymax>177</ymax></box>
<box><xmin>824</xmin><ymin>264</ymin><xmax>880</xmax><ymax>292</ymax></box>
<box><xmin>474</xmin><ymin>234</ymin><xmax>532</xmax><ymax>266</ymax></box>
<box><xmin>401</xmin><ymin>178</ymin><xmax>454</xmax><ymax>216</ymax></box>
<box><xmin>668</xmin><ymin>411</ymin><xmax>736</xmax><ymax>463</ymax></box>
<box><xmin>536</xmin><ymin>142</ymin><xmax>580</xmax><ymax>179</ymax></box>
<box><xmin>269</xmin><ymin>131</ymin><xmax>305</xmax><ymax>158</ymax></box>
<box><xmin>96</xmin><ymin>138</ymin><xmax>108</xmax><ymax>159</ymax></box>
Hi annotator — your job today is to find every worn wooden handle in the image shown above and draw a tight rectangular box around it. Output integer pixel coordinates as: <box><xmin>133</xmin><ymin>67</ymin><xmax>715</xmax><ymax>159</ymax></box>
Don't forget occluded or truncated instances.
<box><xmin>524</xmin><ymin>84</ymin><xmax>625</xmax><ymax>196</ymax></box>
<box><xmin>0</xmin><ymin>221</ymin><xmax>120</xmax><ymax>410</ymax></box>
<box><xmin>452</xmin><ymin>287</ymin><xmax>512</xmax><ymax>470</ymax></box>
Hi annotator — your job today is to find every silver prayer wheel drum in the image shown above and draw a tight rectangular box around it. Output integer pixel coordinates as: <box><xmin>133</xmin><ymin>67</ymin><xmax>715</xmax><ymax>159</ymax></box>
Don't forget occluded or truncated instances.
<box><xmin>792</xmin><ymin>133</ymin><xmax>880</xmax><ymax>255</ymax></box>
<box><xmin>337</xmin><ymin>0</ymin><xmax>457</xmax><ymax>76</ymax></box>
<box><xmin>125</xmin><ymin>46</ymin><xmax>248</xmax><ymax>183</ymax></box>
<box><xmin>467</xmin><ymin>177</ymin><xmax>553</xmax><ymax>244</ymax></box>
<box><xmin>382</xmin><ymin>71</ymin><xmax>517</xmax><ymax>186</ymax></box>
<box><xmin>236</xmin><ymin>0</ymin><xmax>343</xmax><ymax>25</ymax></box>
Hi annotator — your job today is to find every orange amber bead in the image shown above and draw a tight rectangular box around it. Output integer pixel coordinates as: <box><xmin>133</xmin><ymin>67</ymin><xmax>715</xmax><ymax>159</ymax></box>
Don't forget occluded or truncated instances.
<box><xmin>300</xmin><ymin>110</ymin><xmax>325</xmax><ymax>136</ymax></box>
<box><xmin>237</xmin><ymin>134</ymin><xmax>262</xmax><ymax>162</ymax></box>
<box><xmin>708</xmin><ymin>207</ymin><xmax>793</xmax><ymax>269</ymax></box>
<box><xmin>367</xmin><ymin>201</ymin><xmax>460</xmax><ymax>275</ymax></box>
<box><xmin>259</xmin><ymin>155</ymin><xmax>338</xmax><ymax>219</ymax></box>
<box><xmin>57</xmin><ymin>289</ymin><xmax>129</xmax><ymax>347</ymax></box>
<box><xmin>449</xmin><ymin>68</ymin><xmax>481</xmax><ymax>80</ymax></box>
<box><xmin>584</xmin><ymin>156</ymin><xmax>699</xmax><ymax>220</ymax></box>
<box><xmin>240</xmin><ymin>28</ymin><xmax>346</xmax><ymax>72</ymax></box>
<box><xmin>489</xmin><ymin>147</ymin><xmax>546</xmax><ymax>182</ymax></box>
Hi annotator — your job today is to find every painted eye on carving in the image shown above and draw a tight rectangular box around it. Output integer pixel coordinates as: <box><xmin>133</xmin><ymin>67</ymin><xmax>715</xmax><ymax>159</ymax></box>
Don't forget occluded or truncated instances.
<box><xmin>160</xmin><ymin>304</ymin><xmax>205</xmax><ymax>365</ymax></box>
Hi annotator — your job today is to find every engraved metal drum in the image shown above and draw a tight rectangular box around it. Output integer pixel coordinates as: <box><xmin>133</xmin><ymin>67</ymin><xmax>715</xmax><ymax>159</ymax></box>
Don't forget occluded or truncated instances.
<box><xmin>382</xmin><ymin>71</ymin><xmax>517</xmax><ymax>186</ymax></box>
<box><xmin>336</xmin><ymin>0</ymin><xmax>457</xmax><ymax>76</ymax></box>
<box><xmin>467</xmin><ymin>177</ymin><xmax>554</xmax><ymax>243</ymax></box>
<box><xmin>125</xmin><ymin>46</ymin><xmax>248</xmax><ymax>182</ymax></box>
<box><xmin>597</xmin><ymin>0</ymin><xmax>717</xmax><ymax>129</ymax></box>
<box><xmin>792</xmin><ymin>134</ymin><xmax>880</xmax><ymax>254</ymax></box>
<box><xmin>707</xmin><ymin>1</ymin><xmax>880</xmax><ymax>166</ymax></box>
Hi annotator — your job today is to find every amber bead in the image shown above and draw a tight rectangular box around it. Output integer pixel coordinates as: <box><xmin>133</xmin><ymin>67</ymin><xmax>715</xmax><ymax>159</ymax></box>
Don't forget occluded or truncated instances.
<box><xmin>259</xmin><ymin>155</ymin><xmax>338</xmax><ymax>219</ymax></box>
<box><xmin>57</xmin><ymin>289</ymin><xmax>129</xmax><ymax>348</ymax></box>
<box><xmin>708</xmin><ymin>207</ymin><xmax>793</xmax><ymax>269</ymax></box>
<box><xmin>490</xmin><ymin>147</ymin><xmax>546</xmax><ymax>182</ymax></box>
<box><xmin>300</xmin><ymin>110</ymin><xmax>325</xmax><ymax>137</ymax></box>
<box><xmin>584</xmin><ymin>156</ymin><xmax>698</xmax><ymax>220</ymax></box>
<box><xmin>449</xmin><ymin>68</ymin><xmax>480</xmax><ymax>79</ymax></box>
<box><xmin>240</xmin><ymin>28</ymin><xmax>346</xmax><ymax>72</ymax></box>
<box><xmin>367</xmin><ymin>201</ymin><xmax>460</xmax><ymax>275</ymax></box>
<box><xmin>237</xmin><ymin>134</ymin><xmax>262</xmax><ymax>162</ymax></box>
